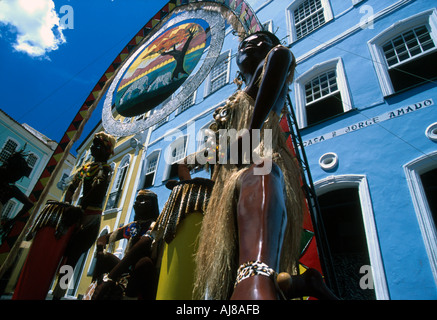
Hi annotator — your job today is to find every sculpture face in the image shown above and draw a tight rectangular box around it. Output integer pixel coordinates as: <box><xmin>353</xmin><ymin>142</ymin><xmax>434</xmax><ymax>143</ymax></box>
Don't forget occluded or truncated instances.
<box><xmin>133</xmin><ymin>194</ymin><xmax>158</xmax><ymax>221</ymax></box>
<box><xmin>90</xmin><ymin>137</ymin><xmax>110</xmax><ymax>162</ymax></box>
<box><xmin>2</xmin><ymin>152</ymin><xmax>32</xmax><ymax>183</ymax></box>
<box><xmin>236</xmin><ymin>33</ymin><xmax>275</xmax><ymax>74</ymax></box>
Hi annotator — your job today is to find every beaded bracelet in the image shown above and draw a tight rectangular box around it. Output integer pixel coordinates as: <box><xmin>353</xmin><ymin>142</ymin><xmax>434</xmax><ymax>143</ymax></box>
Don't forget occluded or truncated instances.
<box><xmin>234</xmin><ymin>260</ymin><xmax>277</xmax><ymax>287</ymax></box>
<box><xmin>102</xmin><ymin>274</ymin><xmax>116</xmax><ymax>284</ymax></box>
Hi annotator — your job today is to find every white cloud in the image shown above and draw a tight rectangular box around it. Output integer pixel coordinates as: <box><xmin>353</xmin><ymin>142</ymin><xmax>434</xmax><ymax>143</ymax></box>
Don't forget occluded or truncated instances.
<box><xmin>0</xmin><ymin>0</ymin><xmax>66</xmax><ymax>58</ymax></box>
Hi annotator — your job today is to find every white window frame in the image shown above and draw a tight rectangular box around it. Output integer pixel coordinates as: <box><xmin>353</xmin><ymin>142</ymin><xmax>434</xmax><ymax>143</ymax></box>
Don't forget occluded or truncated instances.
<box><xmin>0</xmin><ymin>137</ymin><xmax>20</xmax><ymax>163</ymax></box>
<box><xmin>143</xmin><ymin>150</ymin><xmax>161</xmax><ymax>187</ymax></box>
<box><xmin>134</xmin><ymin>110</ymin><xmax>151</xmax><ymax>122</ymax></box>
<box><xmin>368</xmin><ymin>9</ymin><xmax>437</xmax><ymax>96</ymax></box>
<box><xmin>114</xmin><ymin>156</ymin><xmax>130</xmax><ymax>191</ymax></box>
<box><xmin>26</xmin><ymin>152</ymin><xmax>38</xmax><ymax>176</ymax></box>
<box><xmin>404</xmin><ymin>150</ymin><xmax>437</xmax><ymax>286</ymax></box>
<box><xmin>57</xmin><ymin>170</ymin><xmax>71</xmax><ymax>191</ymax></box>
<box><xmin>105</xmin><ymin>155</ymin><xmax>130</xmax><ymax>212</ymax></box>
<box><xmin>286</xmin><ymin>0</ymin><xmax>334</xmax><ymax>43</ymax></box>
<box><xmin>204</xmin><ymin>50</ymin><xmax>231</xmax><ymax>97</ymax></box>
<box><xmin>263</xmin><ymin>20</ymin><xmax>273</xmax><ymax>33</ymax></box>
<box><xmin>162</xmin><ymin>135</ymin><xmax>187</xmax><ymax>181</ymax></box>
<box><xmin>294</xmin><ymin>57</ymin><xmax>352</xmax><ymax>128</ymax></box>
<box><xmin>314</xmin><ymin>174</ymin><xmax>389</xmax><ymax>300</ymax></box>
<box><xmin>1</xmin><ymin>199</ymin><xmax>17</xmax><ymax>219</ymax></box>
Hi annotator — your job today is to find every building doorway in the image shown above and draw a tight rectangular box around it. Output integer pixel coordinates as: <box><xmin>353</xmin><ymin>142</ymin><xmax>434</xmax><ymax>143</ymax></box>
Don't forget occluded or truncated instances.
<box><xmin>318</xmin><ymin>187</ymin><xmax>376</xmax><ymax>300</ymax></box>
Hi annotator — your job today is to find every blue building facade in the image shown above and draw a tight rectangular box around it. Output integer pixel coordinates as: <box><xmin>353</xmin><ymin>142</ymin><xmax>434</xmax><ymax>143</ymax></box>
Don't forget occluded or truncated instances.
<box><xmin>122</xmin><ymin>0</ymin><xmax>436</xmax><ymax>299</ymax></box>
<box><xmin>0</xmin><ymin>109</ymin><xmax>57</xmax><ymax>219</ymax></box>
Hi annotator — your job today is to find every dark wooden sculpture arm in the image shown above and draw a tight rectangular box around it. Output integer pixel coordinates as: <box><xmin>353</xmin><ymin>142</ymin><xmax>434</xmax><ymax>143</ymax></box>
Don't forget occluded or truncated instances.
<box><xmin>96</xmin><ymin>226</ymin><xmax>126</xmax><ymax>253</ymax></box>
<box><xmin>249</xmin><ymin>46</ymin><xmax>294</xmax><ymax>131</ymax></box>
<box><xmin>64</xmin><ymin>173</ymin><xmax>80</xmax><ymax>204</ymax></box>
<box><xmin>106</xmin><ymin>236</ymin><xmax>152</xmax><ymax>281</ymax></box>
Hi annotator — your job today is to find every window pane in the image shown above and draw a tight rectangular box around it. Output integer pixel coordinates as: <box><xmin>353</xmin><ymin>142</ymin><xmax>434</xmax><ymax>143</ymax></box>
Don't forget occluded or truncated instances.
<box><xmin>211</xmin><ymin>73</ymin><xmax>227</xmax><ymax>92</ymax></box>
<box><xmin>179</xmin><ymin>92</ymin><xmax>195</xmax><ymax>113</ymax></box>
<box><xmin>294</xmin><ymin>0</ymin><xmax>325</xmax><ymax>40</ymax></box>
<box><xmin>172</xmin><ymin>140</ymin><xmax>186</xmax><ymax>163</ymax></box>
<box><xmin>146</xmin><ymin>156</ymin><xmax>158</xmax><ymax>174</ymax></box>
<box><xmin>209</xmin><ymin>53</ymin><xmax>229</xmax><ymax>94</ymax></box>
<box><xmin>306</xmin><ymin>92</ymin><xmax>343</xmax><ymax>125</ymax></box>
<box><xmin>388</xmin><ymin>50</ymin><xmax>437</xmax><ymax>92</ymax></box>
<box><xmin>0</xmin><ymin>140</ymin><xmax>18</xmax><ymax>163</ymax></box>
<box><xmin>305</xmin><ymin>70</ymin><xmax>338</xmax><ymax>103</ymax></box>
<box><xmin>383</xmin><ymin>25</ymin><xmax>435</xmax><ymax>67</ymax></box>
<box><xmin>144</xmin><ymin>172</ymin><xmax>155</xmax><ymax>188</ymax></box>
<box><xmin>27</xmin><ymin>154</ymin><xmax>38</xmax><ymax>168</ymax></box>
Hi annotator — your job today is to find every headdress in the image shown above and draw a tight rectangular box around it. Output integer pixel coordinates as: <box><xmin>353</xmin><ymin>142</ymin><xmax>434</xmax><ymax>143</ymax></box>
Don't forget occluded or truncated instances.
<box><xmin>2</xmin><ymin>150</ymin><xmax>32</xmax><ymax>178</ymax></box>
<box><xmin>94</xmin><ymin>131</ymin><xmax>116</xmax><ymax>155</ymax></box>
<box><xmin>240</xmin><ymin>30</ymin><xmax>281</xmax><ymax>46</ymax></box>
<box><xmin>137</xmin><ymin>189</ymin><xmax>157</xmax><ymax>198</ymax></box>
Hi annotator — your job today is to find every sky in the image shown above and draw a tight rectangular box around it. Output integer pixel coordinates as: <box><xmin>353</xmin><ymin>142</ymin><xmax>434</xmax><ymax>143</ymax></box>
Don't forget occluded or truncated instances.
<box><xmin>0</xmin><ymin>0</ymin><xmax>169</xmax><ymax>155</ymax></box>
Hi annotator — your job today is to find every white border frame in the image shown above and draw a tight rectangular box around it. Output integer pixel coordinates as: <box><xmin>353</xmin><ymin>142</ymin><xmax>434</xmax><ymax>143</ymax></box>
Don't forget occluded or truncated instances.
<box><xmin>104</xmin><ymin>154</ymin><xmax>131</xmax><ymax>214</ymax></box>
<box><xmin>162</xmin><ymin>134</ymin><xmax>188</xmax><ymax>181</ymax></box>
<box><xmin>204</xmin><ymin>49</ymin><xmax>232</xmax><ymax>97</ymax></box>
<box><xmin>368</xmin><ymin>8</ymin><xmax>437</xmax><ymax>96</ymax></box>
<box><xmin>0</xmin><ymin>137</ymin><xmax>21</xmax><ymax>162</ymax></box>
<box><xmin>286</xmin><ymin>0</ymin><xmax>334</xmax><ymax>44</ymax></box>
<box><xmin>403</xmin><ymin>150</ymin><xmax>437</xmax><ymax>286</ymax></box>
<box><xmin>294</xmin><ymin>57</ymin><xmax>352</xmax><ymax>128</ymax></box>
<box><xmin>314</xmin><ymin>174</ymin><xmax>390</xmax><ymax>300</ymax></box>
<box><xmin>143</xmin><ymin>149</ymin><xmax>161</xmax><ymax>187</ymax></box>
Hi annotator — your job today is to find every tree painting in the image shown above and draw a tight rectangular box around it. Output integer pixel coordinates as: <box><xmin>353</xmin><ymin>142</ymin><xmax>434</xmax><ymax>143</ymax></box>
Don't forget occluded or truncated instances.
<box><xmin>157</xmin><ymin>25</ymin><xmax>199</xmax><ymax>80</ymax></box>
<box><xmin>114</xmin><ymin>22</ymin><xmax>209</xmax><ymax>117</ymax></box>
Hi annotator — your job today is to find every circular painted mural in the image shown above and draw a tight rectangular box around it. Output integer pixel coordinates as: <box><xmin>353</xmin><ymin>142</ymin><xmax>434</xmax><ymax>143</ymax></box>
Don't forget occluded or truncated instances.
<box><xmin>115</xmin><ymin>20</ymin><xmax>210</xmax><ymax>117</ymax></box>
<box><xmin>103</xmin><ymin>9</ymin><xmax>226</xmax><ymax>137</ymax></box>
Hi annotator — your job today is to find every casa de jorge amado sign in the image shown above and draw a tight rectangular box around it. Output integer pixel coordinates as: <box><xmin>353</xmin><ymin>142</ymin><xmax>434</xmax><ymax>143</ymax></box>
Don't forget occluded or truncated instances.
<box><xmin>303</xmin><ymin>98</ymin><xmax>434</xmax><ymax>147</ymax></box>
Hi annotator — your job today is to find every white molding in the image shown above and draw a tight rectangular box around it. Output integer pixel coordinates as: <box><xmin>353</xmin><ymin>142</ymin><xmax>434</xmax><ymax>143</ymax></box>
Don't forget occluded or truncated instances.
<box><xmin>109</xmin><ymin>154</ymin><xmax>131</xmax><ymax>193</ymax></box>
<box><xmin>367</xmin><ymin>8</ymin><xmax>437</xmax><ymax>96</ymax></box>
<box><xmin>107</xmin><ymin>154</ymin><xmax>131</xmax><ymax>227</ymax></box>
<box><xmin>286</xmin><ymin>0</ymin><xmax>334</xmax><ymax>44</ymax></box>
<box><xmin>294</xmin><ymin>57</ymin><xmax>352</xmax><ymax>128</ymax></box>
<box><xmin>403</xmin><ymin>151</ymin><xmax>437</xmax><ymax>286</ymax></box>
<box><xmin>203</xmin><ymin>49</ymin><xmax>232</xmax><ymax>97</ymax></box>
<box><xmin>319</xmin><ymin>152</ymin><xmax>338</xmax><ymax>170</ymax></box>
<box><xmin>162</xmin><ymin>134</ymin><xmax>188</xmax><ymax>181</ymax></box>
<box><xmin>314</xmin><ymin>174</ymin><xmax>390</xmax><ymax>300</ymax></box>
<box><xmin>425</xmin><ymin>122</ymin><xmax>437</xmax><ymax>141</ymax></box>
<box><xmin>294</xmin><ymin>0</ymin><xmax>413</xmax><ymax>63</ymax></box>
<box><xmin>144</xmin><ymin>149</ymin><xmax>162</xmax><ymax>187</ymax></box>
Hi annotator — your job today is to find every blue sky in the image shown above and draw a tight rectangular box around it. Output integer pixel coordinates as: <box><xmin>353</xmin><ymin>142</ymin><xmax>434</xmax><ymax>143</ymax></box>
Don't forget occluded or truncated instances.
<box><xmin>0</xmin><ymin>0</ymin><xmax>169</xmax><ymax>154</ymax></box>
